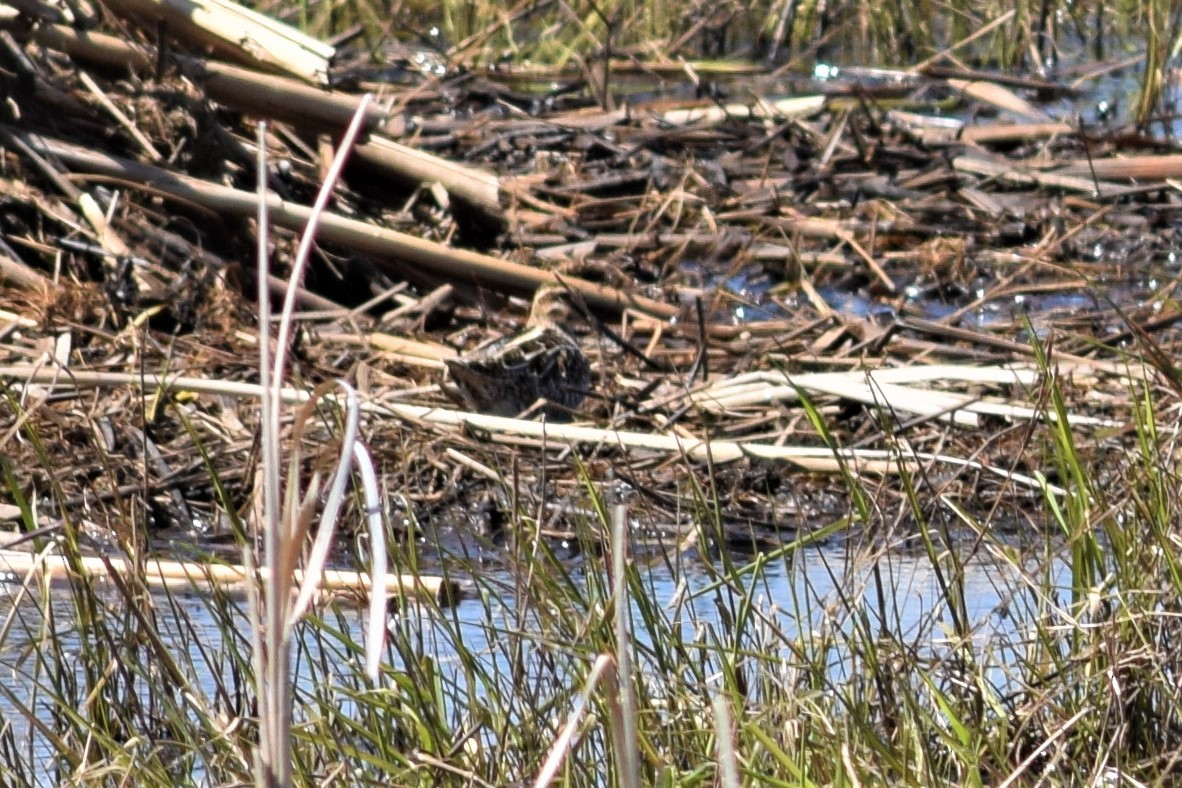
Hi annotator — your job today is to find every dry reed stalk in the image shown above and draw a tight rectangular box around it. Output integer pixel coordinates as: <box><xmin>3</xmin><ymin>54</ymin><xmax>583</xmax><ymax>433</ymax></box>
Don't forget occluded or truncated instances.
<box><xmin>945</xmin><ymin>81</ymin><xmax>1049</xmax><ymax>123</ymax></box>
<box><xmin>320</xmin><ymin>331</ymin><xmax>458</xmax><ymax>367</ymax></box>
<box><xmin>644</xmin><ymin>96</ymin><xmax>825</xmax><ymax>128</ymax></box>
<box><xmin>952</xmin><ymin>153</ymin><xmax>1119</xmax><ymax>194</ymax></box>
<box><xmin>1056</xmin><ymin>155</ymin><xmax>1182</xmax><ymax>180</ymax></box>
<box><xmin>100</xmin><ymin>0</ymin><xmax>333</xmax><ymax>84</ymax></box>
<box><xmin>889</xmin><ymin>113</ymin><xmax>1073</xmax><ymax>145</ymax></box>
<box><xmin>0</xmin><ymin>548</ymin><xmax>458</xmax><ymax>605</ymax></box>
<box><xmin>960</xmin><ymin>122</ymin><xmax>1075</xmax><ymax>144</ymax></box>
<box><xmin>353</xmin><ymin>136</ymin><xmax>503</xmax><ymax>221</ymax></box>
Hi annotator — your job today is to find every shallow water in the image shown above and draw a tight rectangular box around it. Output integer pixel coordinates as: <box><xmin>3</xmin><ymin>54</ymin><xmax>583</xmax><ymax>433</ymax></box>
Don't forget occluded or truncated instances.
<box><xmin>0</xmin><ymin>541</ymin><xmax>1061</xmax><ymax>782</ymax></box>
<box><xmin>429</xmin><ymin>541</ymin><xmax>1054</xmax><ymax>694</ymax></box>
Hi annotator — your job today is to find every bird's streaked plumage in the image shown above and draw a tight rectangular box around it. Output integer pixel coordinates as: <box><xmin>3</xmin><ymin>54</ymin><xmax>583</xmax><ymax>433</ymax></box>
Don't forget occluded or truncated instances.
<box><xmin>445</xmin><ymin>285</ymin><xmax>590</xmax><ymax>418</ymax></box>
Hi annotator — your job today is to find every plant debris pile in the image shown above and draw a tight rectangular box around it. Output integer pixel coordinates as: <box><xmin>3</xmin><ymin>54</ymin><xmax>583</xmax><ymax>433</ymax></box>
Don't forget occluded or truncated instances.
<box><xmin>0</xmin><ymin>6</ymin><xmax>1178</xmax><ymax>564</ymax></box>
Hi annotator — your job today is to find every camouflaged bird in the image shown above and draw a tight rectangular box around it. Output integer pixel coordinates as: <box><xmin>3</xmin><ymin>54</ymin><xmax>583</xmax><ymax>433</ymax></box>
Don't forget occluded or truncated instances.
<box><xmin>445</xmin><ymin>285</ymin><xmax>591</xmax><ymax>419</ymax></box>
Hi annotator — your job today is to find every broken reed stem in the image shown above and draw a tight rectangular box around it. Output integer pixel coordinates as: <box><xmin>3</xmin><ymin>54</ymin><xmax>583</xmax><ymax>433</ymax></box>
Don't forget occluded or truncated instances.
<box><xmin>0</xmin><ymin>548</ymin><xmax>457</xmax><ymax>605</ymax></box>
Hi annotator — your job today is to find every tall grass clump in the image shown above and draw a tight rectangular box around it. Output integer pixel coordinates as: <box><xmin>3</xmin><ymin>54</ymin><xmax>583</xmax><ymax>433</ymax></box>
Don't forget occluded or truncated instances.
<box><xmin>265</xmin><ymin>0</ymin><xmax>1161</xmax><ymax>83</ymax></box>
<box><xmin>1136</xmin><ymin>0</ymin><xmax>1182</xmax><ymax>123</ymax></box>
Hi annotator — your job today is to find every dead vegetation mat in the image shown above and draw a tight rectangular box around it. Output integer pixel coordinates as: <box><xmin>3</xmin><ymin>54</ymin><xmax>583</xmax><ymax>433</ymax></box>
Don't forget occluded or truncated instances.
<box><xmin>0</xmin><ymin>5</ymin><xmax>1179</xmax><ymax>568</ymax></box>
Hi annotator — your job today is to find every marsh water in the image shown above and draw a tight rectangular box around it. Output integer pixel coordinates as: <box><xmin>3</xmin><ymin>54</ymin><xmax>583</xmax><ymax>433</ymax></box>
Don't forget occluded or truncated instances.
<box><xmin>0</xmin><ymin>536</ymin><xmax>1062</xmax><ymax>783</ymax></box>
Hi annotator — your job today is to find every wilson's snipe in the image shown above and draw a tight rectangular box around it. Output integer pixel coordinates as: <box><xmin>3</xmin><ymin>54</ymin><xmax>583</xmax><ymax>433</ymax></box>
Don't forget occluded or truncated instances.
<box><xmin>445</xmin><ymin>285</ymin><xmax>591</xmax><ymax>418</ymax></box>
